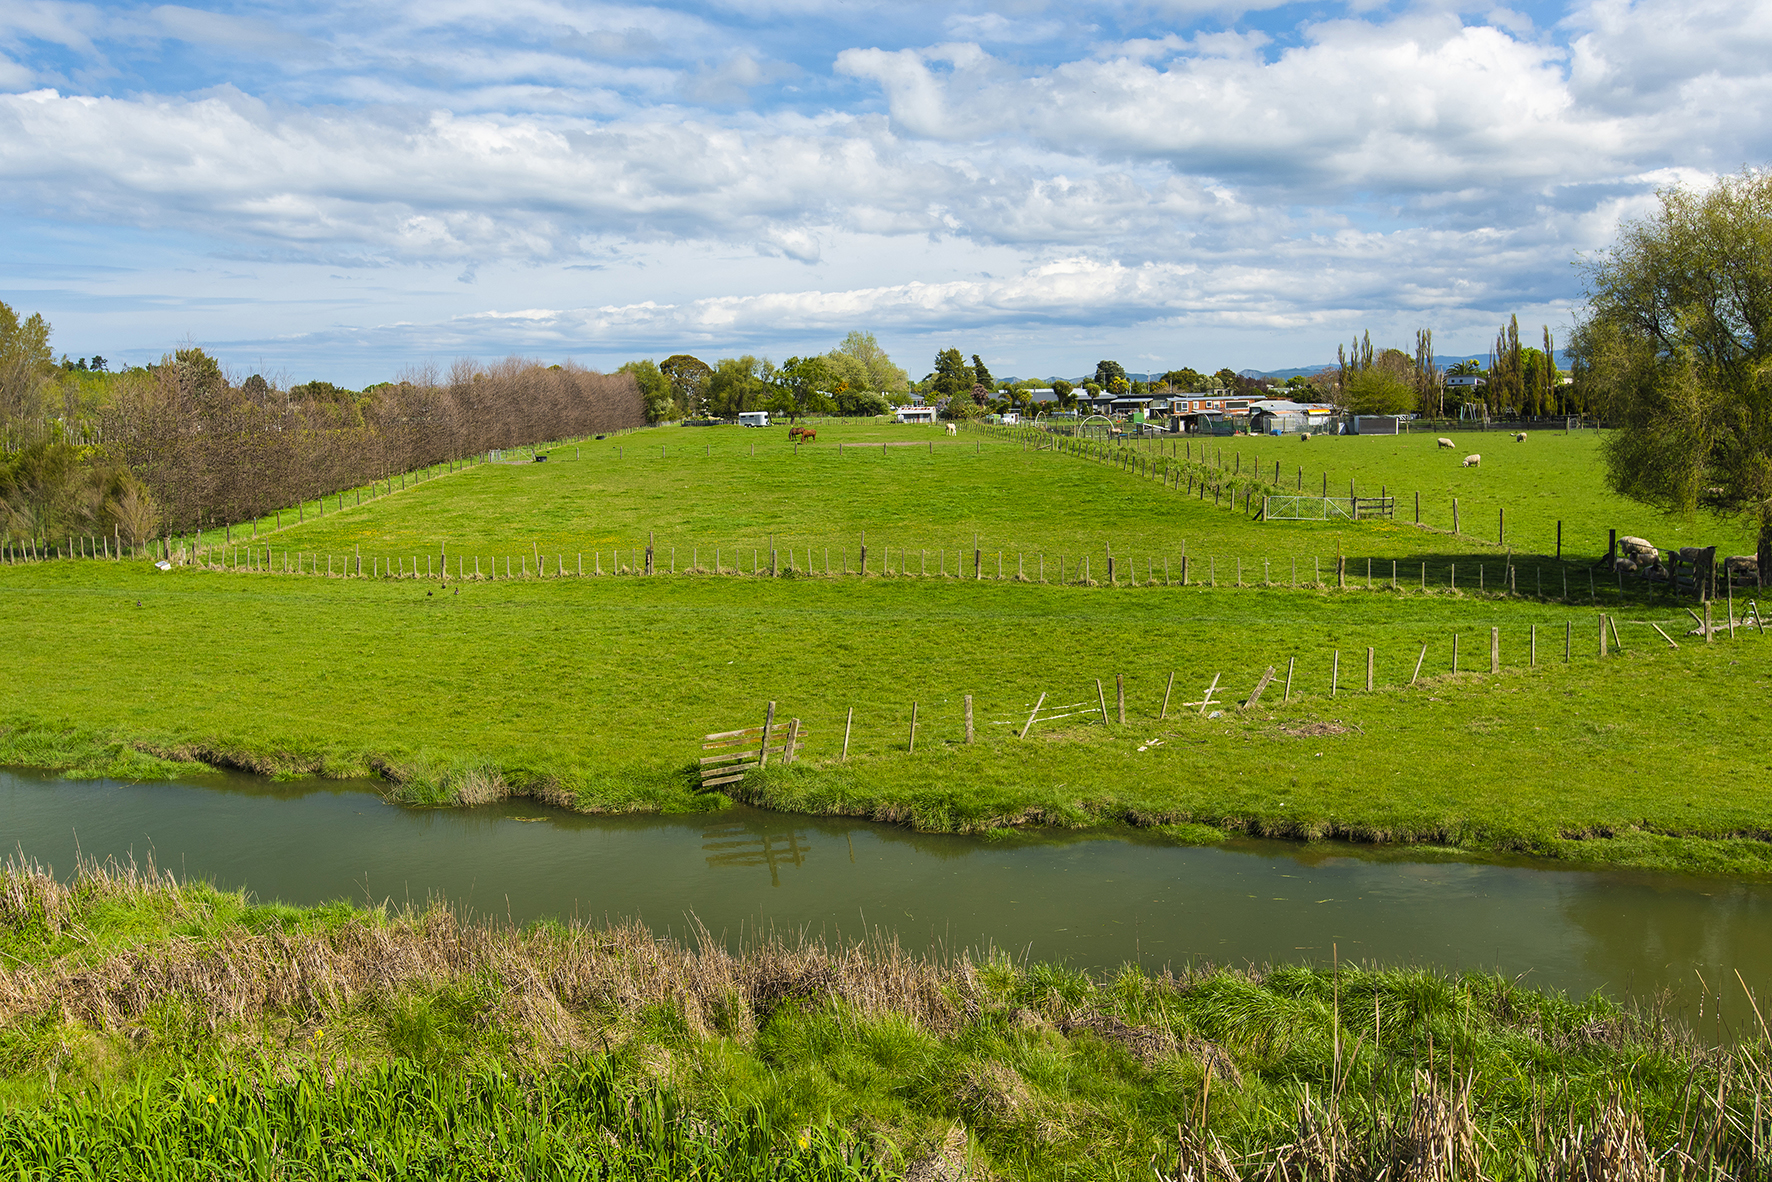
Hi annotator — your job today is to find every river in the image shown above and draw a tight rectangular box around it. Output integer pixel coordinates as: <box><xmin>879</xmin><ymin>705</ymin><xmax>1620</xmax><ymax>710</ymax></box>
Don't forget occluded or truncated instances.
<box><xmin>4</xmin><ymin>767</ymin><xmax>1768</xmax><ymax>1036</ymax></box>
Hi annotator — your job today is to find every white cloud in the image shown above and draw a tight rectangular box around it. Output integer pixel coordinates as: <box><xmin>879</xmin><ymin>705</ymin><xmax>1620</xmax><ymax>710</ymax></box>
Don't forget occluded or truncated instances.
<box><xmin>1</xmin><ymin>0</ymin><xmax>1762</xmax><ymax>374</ymax></box>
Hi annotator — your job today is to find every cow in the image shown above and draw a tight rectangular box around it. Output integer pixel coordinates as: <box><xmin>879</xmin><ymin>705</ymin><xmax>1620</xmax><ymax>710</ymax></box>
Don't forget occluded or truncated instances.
<box><xmin>945</xmin><ymin>422</ymin><xmax>957</xmax><ymax>436</ymax></box>
<box><xmin>1514</xmin><ymin>432</ymin><xmax>1527</xmax><ymax>442</ymax></box>
<box><xmin>1437</xmin><ymin>437</ymin><xmax>1455</xmax><ymax>449</ymax></box>
<box><xmin>1462</xmin><ymin>454</ymin><xmax>1481</xmax><ymax>468</ymax></box>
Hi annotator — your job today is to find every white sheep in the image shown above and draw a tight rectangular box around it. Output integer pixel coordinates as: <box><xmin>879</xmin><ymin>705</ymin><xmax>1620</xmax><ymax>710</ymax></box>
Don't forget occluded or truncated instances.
<box><xmin>945</xmin><ymin>422</ymin><xmax>957</xmax><ymax>436</ymax></box>
<box><xmin>1437</xmin><ymin>437</ymin><xmax>1455</xmax><ymax>449</ymax></box>
<box><xmin>1462</xmin><ymin>454</ymin><xmax>1481</xmax><ymax>468</ymax></box>
<box><xmin>1300</xmin><ymin>432</ymin><xmax>1311</xmax><ymax>441</ymax></box>
<box><xmin>1514</xmin><ymin>432</ymin><xmax>1527</xmax><ymax>442</ymax></box>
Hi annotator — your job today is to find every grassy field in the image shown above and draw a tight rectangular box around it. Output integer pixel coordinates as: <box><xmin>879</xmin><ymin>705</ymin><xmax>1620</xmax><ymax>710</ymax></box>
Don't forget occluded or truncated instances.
<box><xmin>199</xmin><ymin>420</ymin><xmax>1756</xmax><ymax>576</ymax></box>
<box><xmin>1</xmin><ymin>860</ymin><xmax>1765</xmax><ymax>1181</ymax></box>
<box><xmin>3</xmin><ymin>419</ymin><xmax>1768</xmax><ymax>874</ymax></box>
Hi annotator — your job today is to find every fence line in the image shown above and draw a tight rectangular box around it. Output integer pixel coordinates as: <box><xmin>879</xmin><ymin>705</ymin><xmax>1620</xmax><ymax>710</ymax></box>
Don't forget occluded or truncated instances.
<box><xmin>701</xmin><ymin>612</ymin><xmax>1751</xmax><ymax>773</ymax></box>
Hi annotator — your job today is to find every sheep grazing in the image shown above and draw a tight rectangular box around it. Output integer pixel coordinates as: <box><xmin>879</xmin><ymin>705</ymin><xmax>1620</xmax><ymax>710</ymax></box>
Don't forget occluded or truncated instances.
<box><xmin>1462</xmin><ymin>454</ymin><xmax>1481</xmax><ymax>468</ymax></box>
<box><xmin>1437</xmin><ymin>437</ymin><xmax>1455</xmax><ymax>449</ymax></box>
<box><xmin>1514</xmin><ymin>432</ymin><xmax>1527</xmax><ymax>442</ymax></box>
<box><xmin>1300</xmin><ymin>432</ymin><xmax>1311</xmax><ymax>441</ymax></box>
<box><xmin>945</xmin><ymin>423</ymin><xmax>957</xmax><ymax>436</ymax></box>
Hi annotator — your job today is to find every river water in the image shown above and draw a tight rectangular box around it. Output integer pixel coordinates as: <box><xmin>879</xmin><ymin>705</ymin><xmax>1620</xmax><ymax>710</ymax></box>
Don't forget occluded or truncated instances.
<box><xmin>4</xmin><ymin>767</ymin><xmax>1768</xmax><ymax>1035</ymax></box>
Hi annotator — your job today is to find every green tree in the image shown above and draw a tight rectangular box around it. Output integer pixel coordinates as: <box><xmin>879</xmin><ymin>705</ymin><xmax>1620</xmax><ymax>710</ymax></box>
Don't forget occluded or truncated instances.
<box><xmin>1343</xmin><ymin>368</ymin><xmax>1415</xmax><ymax>415</ymax></box>
<box><xmin>773</xmin><ymin>356</ymin><xmax>835</xmax><ymax>421</ymax></box>
<box><xmin>931</xmin><ymin>349</ymin><xmax>973</xmax><ymax>402</ymax></box>
<box><xmin>1573</xmin><ymin>166</ymin><xmax>1772</xmax><ymax>573</ymax></box>
<box><xmin>830</xmin><ymin>331</ymin><xmax>908</xmax><ymax>394</ymax></box>
<box><xmin>703</xmin><ymin>357</ymin><xmax>769</xmax><ymax>418</ymax></box>
<box><xmin>618</xmin><ymin>360</ymin><xmax>674</xmax><ymax>422</ymax></box>
<box><xmin>657</xmin><ymin>354</ymin><xmax>713</xmax><ymax>419</ymax></box>
<box><xmin>0</xmin><ymin>301</ymin><xmax>54</xmax><ymax>437</ymax></box>
<box><xmin>972</xmin><ymin>354</ymin><xmax>994</xmax><ymax>389</ymax></box>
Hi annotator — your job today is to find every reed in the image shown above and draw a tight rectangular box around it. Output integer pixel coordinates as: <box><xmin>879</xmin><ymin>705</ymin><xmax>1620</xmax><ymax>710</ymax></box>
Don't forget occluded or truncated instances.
<box><xmin>3</xmin><ymin>858</ymin><xmax>1770</xmax><ymax>1180</ymax></box>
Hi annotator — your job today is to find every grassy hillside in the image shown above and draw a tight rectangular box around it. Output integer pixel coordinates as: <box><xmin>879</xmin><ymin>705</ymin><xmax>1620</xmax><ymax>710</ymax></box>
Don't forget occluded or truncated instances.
<box><xmin>217</xmin><ymin>421</ymin><xmax>1755</xmax><ymax>576</ymax></box>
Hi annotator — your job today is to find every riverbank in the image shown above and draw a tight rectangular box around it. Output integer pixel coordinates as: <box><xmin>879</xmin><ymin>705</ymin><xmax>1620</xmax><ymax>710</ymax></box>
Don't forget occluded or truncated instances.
<box><xmin>3</xmin><ymin>558</ymin><xmax>1769</xmax><ymax>876</ymax></box>
<box><xmin>0</xmin><ymin>858</ymin><xmax>1765</xmax><ymax>1180</ymax></box>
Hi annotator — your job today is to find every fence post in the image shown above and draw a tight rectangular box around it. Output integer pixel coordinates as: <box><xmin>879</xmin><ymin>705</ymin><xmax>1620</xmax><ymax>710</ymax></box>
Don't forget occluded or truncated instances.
<box><xmin>964</xmin><ymin>695</ymin><xmax>974</xmax><ymax>744</ymax></box>
<box><xmin>1116</xmin><ymin>674</ymin><xmax>1126</xmax><ymax>724</ymax></box>
<box><xmin>908</xmin><ymin>702</ymin><xmax>918</xmax><ymax>753</ymax></box>
<box><xmin>842</xmin><ymin>707</ymin><xmax>853</xmax><ymax>761</ymax></box>
<box><xmin>1366</xmin><ymin>647</ymin><xmax>1374</xmax><ymax>691</ymax></box>
<box><xmin>1491</xmin><ymin>626</ymin><xmax>1499</xmax><ymax>673</ymax></box>
<box><xmin>1452</xmin><ymin>498</ymin><xmax>1460</xmax><ymax>534</ymax></box>
<box><xmin>1019</xmin><ymin>693</ymin><xmax>1046</xmax><ymax>739</ymax></box>
<box><xmin>1096</xmin><ymin>679</ymin><xmax>1111</xmax><ymax>725</ymax></box>
<box><xmin>759</xmin><ymin>701</ymin><xmax>776</xmax><ymax>767</ymax></box>
<box><xmin>1331</xmin><ymin>650</ymin><xmax>1339</xmax><ymax>696</ymax></box>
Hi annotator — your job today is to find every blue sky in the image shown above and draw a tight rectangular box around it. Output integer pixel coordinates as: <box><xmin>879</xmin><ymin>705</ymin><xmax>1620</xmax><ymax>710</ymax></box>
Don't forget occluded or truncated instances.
<box><xmin>1</xmin><ymin>0</ymin><xmax>1766</xmax><ymax>386</ymax></box>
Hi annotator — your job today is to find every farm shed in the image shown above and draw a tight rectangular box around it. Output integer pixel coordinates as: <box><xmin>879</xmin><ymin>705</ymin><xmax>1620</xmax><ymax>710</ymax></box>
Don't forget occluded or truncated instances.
<box><xmin>1354</xmin><ymin>415</ymin><xmax>1400</xmax><ymax>435</ymax></box>
<box><xmin>895</xmin><ymin>406</ymin><xmax>938</xmax><ymax>424</ymax></box>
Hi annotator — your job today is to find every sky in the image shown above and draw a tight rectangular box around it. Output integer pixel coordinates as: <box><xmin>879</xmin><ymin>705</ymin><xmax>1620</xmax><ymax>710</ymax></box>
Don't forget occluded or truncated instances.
<box><xmin>0</xmin><ymin>0</ymin><xmax>1767</xmax><ymax>386</ymax></box>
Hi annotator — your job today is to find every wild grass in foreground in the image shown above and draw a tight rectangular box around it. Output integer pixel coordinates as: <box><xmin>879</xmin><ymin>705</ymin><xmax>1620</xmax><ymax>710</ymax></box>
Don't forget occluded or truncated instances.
<box><xmin>3</xmin><ymin>858</ymin><xmax>1771</xmax><ymax>1180</ymax></box>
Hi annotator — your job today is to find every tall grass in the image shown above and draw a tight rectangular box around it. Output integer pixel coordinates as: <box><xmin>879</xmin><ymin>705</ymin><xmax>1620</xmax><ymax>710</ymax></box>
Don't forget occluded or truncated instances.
<box><xmin>3</xmin><ymin>858</ymin><xmax>1770</xmax><ymax>1180</ymax></box>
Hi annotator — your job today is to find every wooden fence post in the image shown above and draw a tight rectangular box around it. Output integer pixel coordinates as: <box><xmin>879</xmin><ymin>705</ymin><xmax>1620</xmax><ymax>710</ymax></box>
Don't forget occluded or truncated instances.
<box><xmin>1491</xmin><ymin>627</ymin><xmax>1499</xmax><ymax>673</ymax></box>
<box><xmin>1331</xmin><ymin>650</ymin><xmax>1339</xmax><ymax>696</ymax></box>
<box><xmin>964</xmin><ymin>695</ymin><xmax>974</xmax><ymax>744</ymax></box>
<box><xmin>1096</xmin><ymin>679</ymin><xmax>1111</xmax><ymax>725</ymax></box>
<box><xmin>1366</xmin><ymin>647</ymin><xmax>1374</xmax><ymax>691</ymax></box>
<box><xmin>1411</xmin><ymin>644</ymin><xmax>1427</xmax><ymax>683</ymax></box>
<box><xmin>842</xmin><ymin>707</ymin><xmax>853</xmax><ymax>761</ymax></box>
<box><xmin>1160</xmin><ymin>671</ymin><xmax>1175</xmax><ymax>719</ymax></box>
<box><xmin>1019</xmin><ymin>693</ymin><xmax>1046</xmax><ymax>739</ymax></box>
<box><xmin>1284</xmin><ymin>656</ymin><xmax>1295</xmax><ymax>701</ymax></box>
<box><xmin>1116</xmin><ymin>674</ymin><xmax>1126</xmax><ymax>724</ymax></box>
<box><xmin>908</xmin><ymin>702</ymin><xmax>918</xmax><ymax>752</ymax></box>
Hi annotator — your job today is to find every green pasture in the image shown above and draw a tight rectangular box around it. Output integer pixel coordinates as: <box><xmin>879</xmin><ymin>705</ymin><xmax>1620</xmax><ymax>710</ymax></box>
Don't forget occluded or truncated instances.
<box><xmin>216</xmin><ymin>420</ymin><xmax>1755</xmax><ymax>578</ymax></box>
<box><xmin>2</xmin><ymin>559</ymin><xmax>1767</xmax><ymax>873</ymax></box>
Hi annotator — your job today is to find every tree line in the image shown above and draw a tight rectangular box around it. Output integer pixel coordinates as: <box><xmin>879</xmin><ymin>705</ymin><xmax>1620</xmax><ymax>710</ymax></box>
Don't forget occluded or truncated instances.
<box><xmin>621</xmin><ymin>331</ymin><xmax>911</xmax><ymax>422</ymax></box>
<box><xmin>0</xmin><ymin>313</ymin><xmax>642</xmax><ymax>544</ymax></box>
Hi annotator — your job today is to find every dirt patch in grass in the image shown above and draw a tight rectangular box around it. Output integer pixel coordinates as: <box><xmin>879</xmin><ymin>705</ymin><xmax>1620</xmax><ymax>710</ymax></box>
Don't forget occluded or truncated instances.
<box><xmin>1277</xmin><ymin>721</ymin><xmax>1355</xmax><ymax>738</ymax></box>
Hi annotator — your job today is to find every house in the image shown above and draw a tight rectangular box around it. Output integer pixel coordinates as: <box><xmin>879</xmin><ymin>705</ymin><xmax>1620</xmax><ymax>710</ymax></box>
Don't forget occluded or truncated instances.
<box><xmin>895</xmin><ymin>405</ymin><xmax>937</xmax><ymax>424</ymax></box>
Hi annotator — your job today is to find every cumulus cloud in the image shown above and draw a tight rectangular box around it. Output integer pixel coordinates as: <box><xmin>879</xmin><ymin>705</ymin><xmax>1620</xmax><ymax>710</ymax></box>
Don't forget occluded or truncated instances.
<box><xmin>0</xmin><ymin>0</ymin><xmax>1761</xmax><ymax>369</ymax></box>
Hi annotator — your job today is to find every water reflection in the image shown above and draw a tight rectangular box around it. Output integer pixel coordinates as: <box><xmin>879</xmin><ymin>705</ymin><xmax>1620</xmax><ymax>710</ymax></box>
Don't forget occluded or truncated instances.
<box><xmin>3</xmin><ymin>767</ymin><xmax>1769</xmax><ymax>1037</ymax></box>
<box><xmin>702</xmin><ymin>822</ymin><xmax>811</xmax><ymax>886</ymax></box>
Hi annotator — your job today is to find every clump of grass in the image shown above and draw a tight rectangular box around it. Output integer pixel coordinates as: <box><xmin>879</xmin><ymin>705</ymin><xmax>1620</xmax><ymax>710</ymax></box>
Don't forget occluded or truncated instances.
<box><xmin>3</xmin><ymin>861</ymin><xmax>1771</xmax><ymax>1180</ymax></box>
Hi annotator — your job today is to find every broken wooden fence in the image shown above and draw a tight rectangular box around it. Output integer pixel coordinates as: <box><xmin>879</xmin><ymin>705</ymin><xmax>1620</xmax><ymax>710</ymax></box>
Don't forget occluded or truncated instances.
<box><xmin>700</xmin><ymin>701</ymin><xmax>808</xmax><ymax>790</ymax></box>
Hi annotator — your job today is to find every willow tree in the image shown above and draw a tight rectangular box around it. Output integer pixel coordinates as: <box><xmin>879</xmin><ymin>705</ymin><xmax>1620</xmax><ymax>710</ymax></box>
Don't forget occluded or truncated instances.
<box><xmin>1573</xmin><ymin>167</ymin><xmax>1772</xmax><ymax>577</ymax></box>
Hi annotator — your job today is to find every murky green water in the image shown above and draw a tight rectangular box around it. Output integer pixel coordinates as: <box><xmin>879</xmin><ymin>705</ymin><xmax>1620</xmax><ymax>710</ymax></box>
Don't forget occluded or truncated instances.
<box><xmin>4</xmin><ymin>767</ymin><xmax>1768</xmax><ymax>1035</ymax></box>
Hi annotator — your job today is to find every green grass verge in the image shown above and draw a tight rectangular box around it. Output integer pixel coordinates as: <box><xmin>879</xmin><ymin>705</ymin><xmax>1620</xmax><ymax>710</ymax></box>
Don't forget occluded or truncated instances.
<box><xmin>0</xmin><ymin>864</ymin><xmax>1761</xmax><ymax>1181</ymax></box>
<box><xmin>3</xmin><ymin>555</ymin><xmax>1769</xmax><ymax>875</ymax></box>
